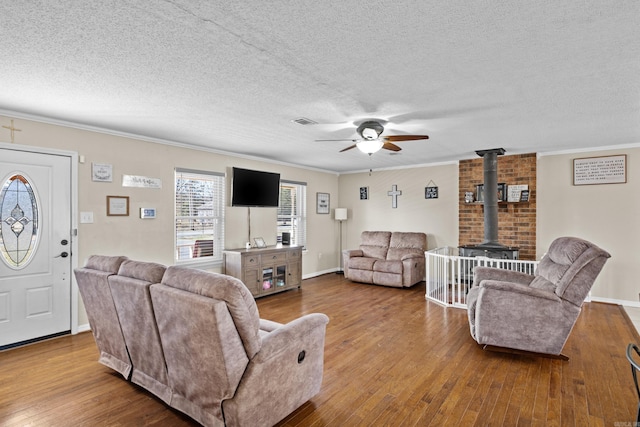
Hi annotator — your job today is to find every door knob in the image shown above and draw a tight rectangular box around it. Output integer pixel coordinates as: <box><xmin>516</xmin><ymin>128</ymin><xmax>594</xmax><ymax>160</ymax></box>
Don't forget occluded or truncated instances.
<box><xmin>55</xmin><ymin>252</ymin><xmax>69</xmax><ymax>258</ymax></box>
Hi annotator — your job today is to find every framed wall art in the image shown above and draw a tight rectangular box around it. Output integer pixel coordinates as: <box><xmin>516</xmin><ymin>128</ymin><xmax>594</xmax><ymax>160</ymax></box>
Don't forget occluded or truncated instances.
<box><xmin>475</xmin><ymin>184</ymin><xmax>484</xmax><ymax>203</ymax></box>
<box><xmin>425</xmin><ymin>179</ymin><xmax>438</xmax><ymax>199</ymax></box>
<box><xmin>573</xmin><ymin>154</ymin><xmax>626</xmax><ymax>185</ymax></box>
<box><xmin>92</xmin><ymin>163</ymin><xmax>113</xmax><ymax>182</ymax></box>
<box><xmin>107</xmin><ymin>196</ymin><xmax>129</xmax><ymax>216</ymax></box>
<box><xmin>359</xmin><ymin>186</ymin><xmax>369</xmax><ymax>200</ymax></box>
<box><xmin>316</xmin><ymin>192</ymin><xmax>330</xmax><ymax>214</ymax></box>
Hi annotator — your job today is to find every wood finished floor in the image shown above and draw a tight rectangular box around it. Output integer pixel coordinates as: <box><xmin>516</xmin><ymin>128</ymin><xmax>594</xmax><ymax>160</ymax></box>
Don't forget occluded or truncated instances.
<box><xmin>1</xmin><ymin>273</ymin><xmax>638</xmax><ymax>426</ymax></box>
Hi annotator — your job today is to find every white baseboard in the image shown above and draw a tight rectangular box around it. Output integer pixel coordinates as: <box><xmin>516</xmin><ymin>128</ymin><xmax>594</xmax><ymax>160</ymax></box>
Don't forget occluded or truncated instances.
<box><xmin>303</xmin><ymin>268</ymin><xmax>340</xmax><ymax>280</ymax></box>
<box><xmin>77</xmin><ymin>323</ymin><xmax>91</xmax><ymax>333</ymax></box>
<box><xmin>590</xmin><ymin>296</ymin><xmax>640</xmax><ymax>308</ymax></box>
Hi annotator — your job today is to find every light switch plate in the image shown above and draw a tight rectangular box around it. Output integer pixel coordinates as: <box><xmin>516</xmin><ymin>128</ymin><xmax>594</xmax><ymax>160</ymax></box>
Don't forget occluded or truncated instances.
<box><xmin>80</xmin><ymin>211</ymin><xmax>94</xmax><ymax>223</ymax></box>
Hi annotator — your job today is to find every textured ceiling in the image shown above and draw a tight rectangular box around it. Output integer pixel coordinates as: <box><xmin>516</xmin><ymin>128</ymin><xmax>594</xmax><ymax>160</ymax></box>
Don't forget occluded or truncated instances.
<box><xmin>0</xmin><ymin>1</ymin><xmax>639</xmax><ymax>173</ymax></box>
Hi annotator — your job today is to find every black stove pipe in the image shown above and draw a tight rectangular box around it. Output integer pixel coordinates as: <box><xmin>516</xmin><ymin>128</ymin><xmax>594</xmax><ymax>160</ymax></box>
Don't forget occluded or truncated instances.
<box><xmin>475</xmin><ymin>148</ymin><xmax>505</xmax><ymax>247</ymax></box>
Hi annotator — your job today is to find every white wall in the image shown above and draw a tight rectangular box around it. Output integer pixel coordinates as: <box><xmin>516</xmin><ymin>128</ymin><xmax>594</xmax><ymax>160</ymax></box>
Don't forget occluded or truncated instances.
<box><xmin>337</xmin><ymin>163</ymin><xmax>459</xmax><ymax>257</ymax></box>
<box><xmin>538</xmin><ymin>148</ymin><xmax>640</xmax><ymax>303</ymax></box>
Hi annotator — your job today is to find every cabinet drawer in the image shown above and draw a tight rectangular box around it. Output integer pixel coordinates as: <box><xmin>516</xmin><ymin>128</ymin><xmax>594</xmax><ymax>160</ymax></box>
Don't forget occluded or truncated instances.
<box><xmin>243</xmin><ymin>254</ymin><xmax>261</xmax><ymax>267</ymax></box>
<box><xmin>263</xmin><ymin>252</ymin><xmax>287</xmax><ymax>263</ymax></box>
<box><xmin>287</xmin><ymin>248</ymin><xmax>302</xmax><ymax>259</ymax></box>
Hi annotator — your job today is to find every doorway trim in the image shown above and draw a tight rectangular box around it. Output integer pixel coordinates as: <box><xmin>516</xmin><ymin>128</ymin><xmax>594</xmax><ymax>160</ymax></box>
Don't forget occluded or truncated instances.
<box><xmin>0</xmin><ymin>142</ymin><xmax>79</xmax><ymax>334</ymax></box>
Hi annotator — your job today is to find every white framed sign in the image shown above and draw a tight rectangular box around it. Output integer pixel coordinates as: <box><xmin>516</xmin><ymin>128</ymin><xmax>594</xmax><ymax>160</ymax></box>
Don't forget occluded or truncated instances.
<box><xmin>92</xmin><ymin>163</ymin><xmax>113</xmax><ymax>182</ymax></box>
<box><xmin>573</xmin><ymin>155</ymin><xmax>626</xmax><ymax>185</ymax></box>
<box><xmin>122</xmin><ymin>174</ymin><xmax>162</xmax><ymax>189</ymax></box>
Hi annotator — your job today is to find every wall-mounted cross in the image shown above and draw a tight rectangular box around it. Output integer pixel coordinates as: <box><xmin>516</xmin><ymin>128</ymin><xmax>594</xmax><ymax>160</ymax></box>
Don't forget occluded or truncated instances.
<box><xmin>2</xmin><ymin>119</ymin><xmax>21</xmax><ymax>143</ymax></box>
<box><xmin>387</xmin><ymin>184</ymin><xmax>402</xmax><ymax>209</ymax></box>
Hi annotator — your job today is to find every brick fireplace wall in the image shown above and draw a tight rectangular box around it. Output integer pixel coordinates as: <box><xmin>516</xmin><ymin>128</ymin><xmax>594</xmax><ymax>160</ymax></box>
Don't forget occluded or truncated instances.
<box><xmin>459</xmin><ymin>153</ymin><xmax>537</xmax><ymax>260</ymax></box>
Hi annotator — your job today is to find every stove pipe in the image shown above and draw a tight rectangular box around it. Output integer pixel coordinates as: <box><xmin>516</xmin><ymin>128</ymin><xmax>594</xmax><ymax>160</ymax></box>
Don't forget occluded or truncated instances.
<box><xmin>475</xmin><ymin>148</ymin><xmax>505</xmax><ymax>247</ymax></box>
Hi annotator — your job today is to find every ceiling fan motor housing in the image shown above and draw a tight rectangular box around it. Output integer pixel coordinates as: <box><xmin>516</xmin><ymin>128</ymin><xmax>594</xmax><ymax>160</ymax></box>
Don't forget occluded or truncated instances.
<box><xmin>357</xmin><ymin>121</ymin><xmax>384</xmax><ymax>140</ymax></box>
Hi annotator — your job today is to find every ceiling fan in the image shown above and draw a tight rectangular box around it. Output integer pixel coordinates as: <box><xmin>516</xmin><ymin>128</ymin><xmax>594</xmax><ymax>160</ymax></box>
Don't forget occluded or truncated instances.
<box><xmin>316</xmin><ymin>120</ymin><xmax>429</xmax><ymax>154</ymax></box>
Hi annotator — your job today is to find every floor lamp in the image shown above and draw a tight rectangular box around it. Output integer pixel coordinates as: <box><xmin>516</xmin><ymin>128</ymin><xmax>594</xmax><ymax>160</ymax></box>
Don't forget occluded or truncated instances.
<box><xmin>334</xmin><ymin>208</ymin><xmax>348</xmax><ymax>274</ymax></box>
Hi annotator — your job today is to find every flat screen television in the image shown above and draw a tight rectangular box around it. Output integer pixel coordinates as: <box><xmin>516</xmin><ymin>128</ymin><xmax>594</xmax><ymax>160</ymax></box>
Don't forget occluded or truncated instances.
<box><xmin>231</xmin><ymin>167</ymin><xmax>280</xmax><ymax>207</ymax></box>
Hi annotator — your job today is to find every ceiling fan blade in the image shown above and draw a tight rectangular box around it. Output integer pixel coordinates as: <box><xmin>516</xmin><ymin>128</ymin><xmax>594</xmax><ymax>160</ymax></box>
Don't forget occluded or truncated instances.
<box><xmin>315</xmin><ymin>139</ymin><xmax>358</xmax><ymax>142</ymax></box>
<box><xmin>382</xmin><ymin>142</ymin><xmax>402</xmax><ymax>152</ymax></box>
<box><xmin>383</xmin><ymin>135</ymin><xmax>429</xmax><ymax>142</ymax></box>
<box><xmin>339</xmin><ymin>144</ymin><xmax>358</xmax><ymax>152</ymax></box>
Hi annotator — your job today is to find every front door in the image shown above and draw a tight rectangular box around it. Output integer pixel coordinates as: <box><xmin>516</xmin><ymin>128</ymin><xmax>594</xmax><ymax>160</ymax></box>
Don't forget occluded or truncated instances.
<box><xmin>0</xmin><ymin>147</ymin><xmax>72</xmax><ymax>347</ymax></box>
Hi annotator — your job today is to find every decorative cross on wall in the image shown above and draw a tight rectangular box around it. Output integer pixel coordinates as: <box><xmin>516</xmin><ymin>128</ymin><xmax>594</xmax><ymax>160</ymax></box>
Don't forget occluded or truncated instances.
<box><xmin>2</xmin><ymin>119</ymin><xmax>21</xmax><ymax>143</ymax></box>
<box><xmin>387</xmin><ymin>184</ymin><xmax>402</xmax><ymax>209</ymax></box>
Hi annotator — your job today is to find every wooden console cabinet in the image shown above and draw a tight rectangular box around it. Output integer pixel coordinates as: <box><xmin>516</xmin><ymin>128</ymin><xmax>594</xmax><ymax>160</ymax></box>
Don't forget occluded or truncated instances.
<box><xmin>223</xmin><ymin>245</ymin><xmax>302</xmax><ymax>298</ymax></box>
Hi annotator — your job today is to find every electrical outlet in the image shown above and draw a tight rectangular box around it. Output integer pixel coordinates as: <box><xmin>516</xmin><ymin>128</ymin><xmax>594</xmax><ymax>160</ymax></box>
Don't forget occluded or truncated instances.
<box><xmin>318</xmin><ymin>252</ymin><xmax>323</xmax><ymax>259</ymax></box>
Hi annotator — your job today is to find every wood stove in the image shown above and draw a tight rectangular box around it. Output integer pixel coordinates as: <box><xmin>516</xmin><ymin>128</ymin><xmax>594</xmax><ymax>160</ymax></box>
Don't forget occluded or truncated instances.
<box><xmin>460</xmin><ymin>148</ymin><xmax>519</xmax><ymax>260</ymax></box>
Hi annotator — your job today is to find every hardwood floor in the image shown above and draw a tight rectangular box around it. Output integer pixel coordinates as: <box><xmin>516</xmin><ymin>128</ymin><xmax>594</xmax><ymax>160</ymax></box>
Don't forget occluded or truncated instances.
<box><xmin>1</xmin><ymin>274</ymin><xmax>638</xmax><ymax>426</ymax></box>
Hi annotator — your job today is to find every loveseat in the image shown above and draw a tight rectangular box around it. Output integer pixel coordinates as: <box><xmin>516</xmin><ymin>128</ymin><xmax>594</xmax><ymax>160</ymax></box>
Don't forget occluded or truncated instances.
<box><xmin>342</xmin><ymin>231</ymin><xmax>427</xmax><ymax>287</ymax></box>
<box><xmin>75</xmin><ymin>255</ymin><xmax>329</xmax><ymax>427</ymax></box>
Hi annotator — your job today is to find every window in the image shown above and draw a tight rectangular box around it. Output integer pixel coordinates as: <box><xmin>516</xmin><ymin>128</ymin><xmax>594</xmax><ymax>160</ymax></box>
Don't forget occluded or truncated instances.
<box><xmin>277</xmin><ymin>180</ymin><xmax>306</xmax><ymax>248</ymax></box>
<box><xmin>0</xmin><ymin>173</ymin><xmax>39</xmax><ymax>269</ymax></box>
<box><xmin>175</xmin><ymin>169</ymin><xmax>225</xmax><ymax>263</ymax></box>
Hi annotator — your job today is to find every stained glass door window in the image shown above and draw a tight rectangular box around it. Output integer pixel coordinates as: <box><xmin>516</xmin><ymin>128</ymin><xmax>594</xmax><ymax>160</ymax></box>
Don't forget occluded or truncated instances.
<box><xmin>0</xmin><ymin>174</ymin><xmax>39</xmax><ymax>269</ymax></box>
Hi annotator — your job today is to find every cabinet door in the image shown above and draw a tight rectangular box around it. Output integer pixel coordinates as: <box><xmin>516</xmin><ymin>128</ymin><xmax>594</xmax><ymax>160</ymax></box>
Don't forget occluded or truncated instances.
<box><xmin>261</xmin><ymin>263</ymin><xmax>287</xmax><ymax>293</ymax></box>
<box><xmin>287</xmin><ymin>260</ymin><xmax>301</xmax><ymax>288</ymax></box>
<box><xmin>243</xmin><ymin>268</ymin><xmax>261</xmax><ymax>296</ymax></box>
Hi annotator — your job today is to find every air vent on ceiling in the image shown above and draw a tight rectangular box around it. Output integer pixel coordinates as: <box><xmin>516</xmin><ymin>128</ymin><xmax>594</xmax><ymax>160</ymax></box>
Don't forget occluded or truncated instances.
<box><xmin>291</xmin><ymin>117</ymin><xmax>318</xmax><ymax>125</ymax></box>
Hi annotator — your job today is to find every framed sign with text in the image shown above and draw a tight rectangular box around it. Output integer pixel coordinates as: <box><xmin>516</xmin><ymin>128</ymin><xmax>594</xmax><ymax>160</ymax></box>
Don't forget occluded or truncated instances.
<box><xmin>573</xmin><ymin>155</ymin><xmax>626</xmax><ymax>185</ymax></box>
<box><xmin>316</xmin><ymin>192</ymin><xmax>330</xmax><ymax>214</ymax></box>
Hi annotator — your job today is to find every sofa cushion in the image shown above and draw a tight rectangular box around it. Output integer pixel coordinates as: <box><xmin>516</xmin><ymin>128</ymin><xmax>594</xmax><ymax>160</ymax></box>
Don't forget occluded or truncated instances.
<box><xmin>360</xmin><ymin>231</ymin><xmax>391</xmax><ymax>259</ymax></box>
<box><xmin>387</xmin><ymin>232</ymin><xmax>427</xmax><ymax>261</ymax></box>
<box><xmin>349</xmin><ymin>257</ymin><xmax>378</xmax><ymax>270</ymax></box>
<box><xmin>117</xmin><ymin>259</ymin><xmax>166</xmax><ymax>283</ymax></box>
<box><xmin>529</xmin><ymin>276</ymin><xmax>557</xmax><ymax>293</ymax></box>
<box><xmin>373</xmin><ymin>260</ymin><xmax>403</xmax><ymax>274</ymax></box>
<box><xmin>84</xmin><ymin>255</ymin><xmax>128</xmax><ymax>274</ymax></box>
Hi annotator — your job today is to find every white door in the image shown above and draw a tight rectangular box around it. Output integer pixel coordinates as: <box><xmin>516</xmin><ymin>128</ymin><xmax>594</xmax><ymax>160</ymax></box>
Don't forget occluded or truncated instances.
<box><xmin>0</xmin><ymin>148</ymin><xmax>72</xmax><ymax>348</ymax></box>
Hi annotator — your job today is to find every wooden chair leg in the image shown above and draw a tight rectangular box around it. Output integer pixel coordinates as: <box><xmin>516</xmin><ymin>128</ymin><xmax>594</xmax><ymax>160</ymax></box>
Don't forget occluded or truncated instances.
<box><xmin>482</xmin><ymin>344</ymin><xmax>569</xmax><ymax>361</ymax></box>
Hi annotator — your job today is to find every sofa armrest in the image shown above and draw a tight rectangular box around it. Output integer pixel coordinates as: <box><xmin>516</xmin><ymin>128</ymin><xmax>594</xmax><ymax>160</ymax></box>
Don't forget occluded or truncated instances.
<box><xmin>472</xmin><ymin>266</ymin><xmax>535</xmax><ymax>288</ymax></box>
<box><xmin>253</xmin><ymin>313</ymin><xmax>329</xmax><ymax>363</ymax></box>
<box><xmin>401</xmin><ymin>253</ymin><xmax>424</xmax><ymax>261</ymax></box>
<box><xmin>344</xmin><ymin>249</ymin><xmax>363</xmax><ymax>259</ymax></box>
<box><xmin>479</xmin><ymin>280</ymin><xmax>561</xmax><ymax>302</ymax></box>
<box><xmin>259</xmin><ymin>318</ymin><xmax>282</xmax><ymax>333</ymax></box>
<box><xmin>223</xmin><ymin>313</ymin><xmax>330</xmax><ymax>427</ymax></box>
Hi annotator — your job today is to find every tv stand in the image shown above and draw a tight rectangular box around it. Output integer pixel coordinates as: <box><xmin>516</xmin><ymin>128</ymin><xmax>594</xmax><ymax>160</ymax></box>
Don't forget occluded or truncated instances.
<box><xmin>223</xmin><ymin>245</ymin><xmax>302</xmax><ymax>298</ymax></box>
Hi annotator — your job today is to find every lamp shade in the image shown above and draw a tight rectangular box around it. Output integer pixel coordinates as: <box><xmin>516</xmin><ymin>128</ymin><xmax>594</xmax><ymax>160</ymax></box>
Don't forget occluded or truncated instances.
<box><xmin>334</xmin><ymin>208</ymin><xmax>348</xmax><ymax>221</ymax></box>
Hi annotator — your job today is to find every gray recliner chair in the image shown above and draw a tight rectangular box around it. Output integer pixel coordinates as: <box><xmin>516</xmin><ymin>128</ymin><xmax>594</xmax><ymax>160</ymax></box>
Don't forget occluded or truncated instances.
<box><xmin>467</xmin><ymin>236</ymin><xmax>610</xmax><ymax>359</ymax></box>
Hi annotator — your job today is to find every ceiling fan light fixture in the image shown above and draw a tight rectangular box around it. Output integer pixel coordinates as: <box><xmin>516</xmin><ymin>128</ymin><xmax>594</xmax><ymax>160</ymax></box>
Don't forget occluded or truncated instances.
<box><xmin>356</xmin><ymin>139</ymin><xmax>384</xmax><ymax>154</ymax></box>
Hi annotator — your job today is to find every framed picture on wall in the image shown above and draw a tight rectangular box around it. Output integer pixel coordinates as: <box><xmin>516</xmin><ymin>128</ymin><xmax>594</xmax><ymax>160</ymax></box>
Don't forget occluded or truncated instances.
<box><xmin>359</xmin><ymin>186</ymin><xmax>369</xmax><ymax>200</ymax></box>
<box><xmin>107</xmin><ymin>196</ymin><xmax>129</xmax><ymax>216</ymax></box>
<box><xmin>476</xmin><ymin>184</ymin><xmax>484</xmax><ymax>203</ymax></box>
<box><xmin>316</xmin><ymin>192</ymin><xmax>330</xmax><ymax>214</ymax></box>
<box><xmin>497</xmin><ymin>183</ymin><xmax>507</xmax><ymax>201</ymax></box>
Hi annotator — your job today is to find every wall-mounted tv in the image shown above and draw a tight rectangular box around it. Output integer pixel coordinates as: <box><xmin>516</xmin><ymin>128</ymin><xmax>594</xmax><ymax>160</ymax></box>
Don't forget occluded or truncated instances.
<box><xmin>231</xmin><ymin>167</ymin><xmax>280</xmax><ymax>207</ymax></box>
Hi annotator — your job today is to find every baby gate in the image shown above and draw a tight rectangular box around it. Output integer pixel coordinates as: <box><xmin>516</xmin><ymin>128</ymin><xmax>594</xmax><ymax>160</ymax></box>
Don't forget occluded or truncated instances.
<box><xmin>425</xmin><ymin>247</ymin><xmax>539</xmax><ymax>309</ymax></box>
